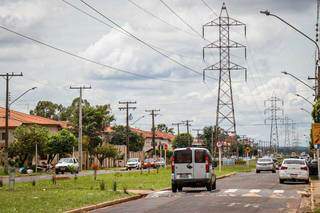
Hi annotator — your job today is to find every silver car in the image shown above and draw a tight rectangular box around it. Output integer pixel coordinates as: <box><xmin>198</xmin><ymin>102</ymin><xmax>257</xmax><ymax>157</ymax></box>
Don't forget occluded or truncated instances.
<box><xmin>256</xmin><ymin>157</ymin><xmax>276</xmax><ymax>173</ymax></box>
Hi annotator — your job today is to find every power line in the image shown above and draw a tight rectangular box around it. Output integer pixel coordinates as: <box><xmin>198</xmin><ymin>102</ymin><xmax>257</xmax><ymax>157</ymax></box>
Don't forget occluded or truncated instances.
<box><xmin>159</xmin><ymin>0</ymin><xmax>203</xmax><ymax>38</ymax></box>
<box><xmin>79</xmin><ymin>0</ymin><xmax>210</xmax><ymax>78</ymax></box>
<box><xmin>200</xmin><ymin>0</ymin><xmax>218</xmax><ymax>17</ymax></box>
<box><xmin>0</xmin><ymin>25</ymin><xmax>184</xmax><ymax>83</ymax></box>
<box><xmin>127</xmin><ymin>0</ymin><xmax>199</xmax><ymax>38</ymax></box>
<box><xmin>61</xmin><ymin>0</ymin><xmax>203</xmax><ymax>65</ymax></box>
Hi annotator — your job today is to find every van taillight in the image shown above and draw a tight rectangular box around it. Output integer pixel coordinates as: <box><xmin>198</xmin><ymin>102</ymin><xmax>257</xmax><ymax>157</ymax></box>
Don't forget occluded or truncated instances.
<box><xmin>280</xmin><ymin>166</ymin><xmax>287</xmax><ymax>170</ymax></box>
<box><xmin>171</xmin><ymin>156</ymin><xmax>175</xmax><ymax>173</ymax></box>
<box><xmin>301</xmin><ymin>166</ymin><xmax>308</xmax><ymax>171</ymax></box>
<box><xmin>205</xmin><ymin>155</ymin><xmax>209</xmax><ymax>173</ymax></box>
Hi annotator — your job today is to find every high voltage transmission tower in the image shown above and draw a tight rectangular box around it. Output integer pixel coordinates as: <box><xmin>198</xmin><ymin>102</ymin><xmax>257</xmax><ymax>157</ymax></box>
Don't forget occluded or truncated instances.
<box><xmin>202</xmin><ymin>3</ymin><xmax>247</xmax><ymax>152</ymax></box>
<box><xmin>283</xmin><ymin>115</ymin><xmax>293</xmax><ymax>148</ymax></box>
<box><xmin>264</xmin><ymin>95</ymin><xmax>284</xmax><ymax>153</ymax></box>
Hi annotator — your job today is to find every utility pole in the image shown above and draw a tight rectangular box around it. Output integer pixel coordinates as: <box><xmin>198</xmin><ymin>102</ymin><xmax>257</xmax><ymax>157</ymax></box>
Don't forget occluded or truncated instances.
<box><xmin>172</xmin><ymin>122</ymin><xmax>183</xmax><ymax>135</ymax></box>
<box><xmin>0</xmin><ymin>72</ymin><xmax>23</xmax><ymax>173</ymax></box>
<box><xmin>119</xmin><ymin>101</ymin><xmax>137</xmax><ymax>162</ymax></box>
<box><xmin>182</xmin><ymin>120</ymin><xmax>193</xmax><ymax>146</ymax></box>
<box><xmin>192</xmin><ymin>129</ymin><xmax>202</xmax><ymax>144</ymax></box>
<box><xmin>202</xmin><ymin>3</ymin><xmax>247</xmax><ymax>156</ymax></box>
<box><xmin>146</xmin><ymin>109</ymin><xmax>160</xmax><ymax>157</ymax></box>
<box><xmin>264</xmin><ymin>95</ymin><xmax>284</xmax><ymax>153</ymax></box>
<box><xmin>70</xmin><ymin>85</ymin><xmax>91</xmax><ymax>171</ymax></box>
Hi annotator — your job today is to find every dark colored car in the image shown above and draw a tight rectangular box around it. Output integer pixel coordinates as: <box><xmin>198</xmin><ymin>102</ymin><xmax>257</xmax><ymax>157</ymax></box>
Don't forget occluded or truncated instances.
<box><xmin>307</xmin><ymin>159</ymin><xmax>318</xmax><ymax>175</ymax></box>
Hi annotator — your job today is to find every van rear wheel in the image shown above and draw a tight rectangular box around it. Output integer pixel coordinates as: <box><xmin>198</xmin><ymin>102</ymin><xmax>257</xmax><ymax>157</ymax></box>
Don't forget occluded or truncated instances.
<box><xmin>172</xmin><ymin>183</ymin><xmax>177</xmax><ymax>193</ymax></box>
<box><xmin>206</xmin><ymin>182</ymin><xmax>212</xmax><ymax>191</ymax></box>
<box><xmin>212</xmin><ymin>180</ymin><xmax>216</xmax><ymax>190</ymax></box>
<box><xmin>178</xmin><ymin>186</ymin><xmax>183</xmax><ymax>192</ymax></box>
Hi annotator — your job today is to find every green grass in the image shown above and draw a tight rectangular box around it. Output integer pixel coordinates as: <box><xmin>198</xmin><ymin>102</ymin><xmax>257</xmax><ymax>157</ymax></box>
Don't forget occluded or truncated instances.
<box><xmin>0</xmin><ymin>164</ymin><xmax>255</xmax><ymax>213</ymax></box>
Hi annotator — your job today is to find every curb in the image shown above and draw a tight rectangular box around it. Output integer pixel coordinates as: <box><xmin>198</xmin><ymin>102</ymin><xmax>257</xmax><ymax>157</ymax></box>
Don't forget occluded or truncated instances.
<box><xmin>64</xmin><ymin>194</ymin><xmax>144</xmax><ymax>213</ymax></box>
<box><xmin>311</xmin><ymin>181</ymin><xmax>315</xmax><ymax>212</ymax></box>
<box><xmin>216</xmin><ymin>172</ymin><xmax>237</xmax><ymax>180</ymax></box>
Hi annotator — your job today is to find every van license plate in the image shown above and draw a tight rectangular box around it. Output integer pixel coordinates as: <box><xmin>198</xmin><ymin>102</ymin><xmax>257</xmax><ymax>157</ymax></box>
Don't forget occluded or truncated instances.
<box><xmin>179</xmin><ymin>174</ymin><xmax>189</xmax><ymax>179</ymax></box>
<box><xmin>290</xmin><ymin>174</ymin><xmax>298</xmax><ymax>178</ymax></box>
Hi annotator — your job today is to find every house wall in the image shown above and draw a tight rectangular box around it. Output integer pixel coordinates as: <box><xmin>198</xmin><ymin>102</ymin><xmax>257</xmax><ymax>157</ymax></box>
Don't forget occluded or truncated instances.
<box><xmin>143</xmin><ymin>138</ymin><xmax>172</xmax><ymax>152</ymax></box>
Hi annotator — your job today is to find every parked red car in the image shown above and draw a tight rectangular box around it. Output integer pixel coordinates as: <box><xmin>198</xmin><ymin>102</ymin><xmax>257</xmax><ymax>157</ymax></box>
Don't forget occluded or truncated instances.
<box><xmin>142</xmin><ymin>158</ymin><xmax>156</xmax><ymax>169</ymax></box>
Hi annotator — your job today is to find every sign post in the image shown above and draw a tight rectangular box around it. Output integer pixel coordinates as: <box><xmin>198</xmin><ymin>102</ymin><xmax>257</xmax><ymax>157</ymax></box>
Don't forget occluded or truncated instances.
<box><xmin>164</xmin><ymin>144</ymin><xmax>168</xmax><ymax>168</ymax></box>
<box><xmin>245</xmin><ymin>147</ymin><xmax>251</xmax><ymax>168</ymax></box>
<box><xmin>217</xmin><ymin>141</ymin><xmax>223</xmax><ymax>173</ymax></box>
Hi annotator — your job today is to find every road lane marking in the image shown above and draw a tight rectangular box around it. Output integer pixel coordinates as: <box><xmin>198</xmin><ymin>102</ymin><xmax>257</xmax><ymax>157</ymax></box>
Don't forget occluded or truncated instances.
<box><xmin>224</xmin><ymin>189</ymin><xmax>238</xmax><ymax>193</ymax></box>
<box><xmin>249</xmin><ymin>189</ymin><xmax>261</xmax><ymax>193</ymax></box>
<box><xmin>273</xmin><ymin>190</ymin><xmax>284</xmax><ymax>194</ymax></box>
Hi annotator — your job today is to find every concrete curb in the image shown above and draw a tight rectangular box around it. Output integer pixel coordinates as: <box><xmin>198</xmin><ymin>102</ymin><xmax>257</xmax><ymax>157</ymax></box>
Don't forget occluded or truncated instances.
<box><xmin>311</xmin><ymin>181</ymin><xmax>315</xmax><ymax>212</ymax></box>
<box><xmin>64</xmin><ymin>194</ymin><xmax>144</xmax><ymax>213</ymax></box>
<box><xmin>64</xmin><ymin>172</ymin><xmax>237</xmax><ymax>212</ymax></box>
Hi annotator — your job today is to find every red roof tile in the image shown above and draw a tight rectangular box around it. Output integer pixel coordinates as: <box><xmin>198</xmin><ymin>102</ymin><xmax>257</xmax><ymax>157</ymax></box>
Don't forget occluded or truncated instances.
<box><xmin>0</xmin><ymin>107</ymin><xmax>63</xmax><ymax>128</ymax></box>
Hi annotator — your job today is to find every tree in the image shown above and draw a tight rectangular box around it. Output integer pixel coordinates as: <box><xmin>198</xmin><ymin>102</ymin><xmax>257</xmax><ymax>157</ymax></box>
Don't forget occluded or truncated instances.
<box><xmin>172</xmin><ymin>133</ymin><xmax>193</xmax><ymax>148</ymax></box>
<box><xmin>156</xmin><ymin>123</ymin><xmax>174</xmax><ymax>134</ymax></box>
<box><xmin>94</xmin><ymin>143</ymin><xmax>118</xmax><ymax>167</ymax></box>
<box><xmin>46</xmin><ymin>129</ymin><xmax>77</xmax><ymax>164</ymax></box>
<box><xmin>8</xmin><ymin>125</ymin><xmax>49</xmax><ymax>166</ymax></box>
<box><xmin>30</xmin><ymin>101</ymin><xmax>66</xmax><ymax>120</ymax></box>
<box><xmin>313</xmin><ymin>99</ymin><xmax>320</xmax><ymax>123</ymax></box>
<box><xmin>109</xmin><ymin>125</ymin><xmax>144</xmax><ymax>152</ymax></box>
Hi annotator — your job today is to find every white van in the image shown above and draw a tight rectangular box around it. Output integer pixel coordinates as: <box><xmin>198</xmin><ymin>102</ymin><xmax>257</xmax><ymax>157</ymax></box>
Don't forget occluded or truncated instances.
<box><xmin>171</xmin><ymin>147</ymin><xmax>216</xmax><ymax>192</ymax></box>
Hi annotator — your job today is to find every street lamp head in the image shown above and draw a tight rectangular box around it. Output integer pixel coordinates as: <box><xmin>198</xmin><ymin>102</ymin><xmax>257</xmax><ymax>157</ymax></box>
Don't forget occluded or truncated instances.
<box><xmin>295</xmin><ymin>94</ymin><xmax>300</xmax><ymax>97</ymax></box>
<box><xmin>31</xmin><ymin>87</ymin><xmax>37</xmax><ymax>90</ymax></box>
<box><xmin>260</xmin><ymin>10</ymin><xmax>270</xmax><ymax>16</ymax></box>
<box><xmin>281</xmin><ymin>71</ymin><xmax>288</xmax><ymax>75</ymax></box>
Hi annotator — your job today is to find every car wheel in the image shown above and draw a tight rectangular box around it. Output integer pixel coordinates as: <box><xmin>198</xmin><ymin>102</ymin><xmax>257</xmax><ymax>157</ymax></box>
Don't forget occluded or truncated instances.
<box><xmin>212</xmin><ymin>180</ymin><xmax>216</xmax><ymax>190</ymax></box>
<box><xmin>279</xmin><ymin>179</ymin><xmax>284</xmax><ymax>184</ymax></box>
<box><xmin>172</xmin><ymin>183</ymin><xmax>177</xmax><ymax>193</ymax></box>
<box><xmin>305</xmin><ymin>179</ymin><xmax>310</xmax><ymax>184</ymax></box>
<box><xmin>256</xmin><ymin>170</ymin><xmax>260</xmax><ymax>173</ymax></box>
<box><xmin>62</xmin><ymin>171</ymin><xmax>65</xmax><ymax>174</ymax></box>
<box><xmin>178</xmin><ymin>186</ymin><xmax>183</xmax><ymax>192</ymax></box>
<box><xmin>55</xmin><ymin>171</ymin><xmax>59</xmax><ymax>174</ymax></box>
<box><xmin>206</xmin><ymin>182</ymin><xmax>212</xmax><ymax>191</ymax></box>
<box><xmin>272</xmin><ymin>170</ymin><xmax>276</xmax><ymax>173</ymax></box>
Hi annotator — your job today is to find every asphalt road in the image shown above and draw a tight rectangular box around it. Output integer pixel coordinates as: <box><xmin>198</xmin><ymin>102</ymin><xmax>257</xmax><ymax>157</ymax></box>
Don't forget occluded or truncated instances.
<box><xmin>92</xmin><ymin>171</ymin><xmax>309</xmax><ymax>213</ymax></box>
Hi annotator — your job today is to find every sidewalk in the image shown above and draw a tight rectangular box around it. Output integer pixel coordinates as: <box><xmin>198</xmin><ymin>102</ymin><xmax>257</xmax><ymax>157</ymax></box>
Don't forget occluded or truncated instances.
<box><xmin>310</xmin><ymin>180</ymin><xmax>320</xmax><ymax>212</ymax></box>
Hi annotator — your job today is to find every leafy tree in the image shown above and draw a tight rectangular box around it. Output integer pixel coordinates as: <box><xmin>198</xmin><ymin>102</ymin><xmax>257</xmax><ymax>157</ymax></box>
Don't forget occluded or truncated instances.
<box><xmin>94</xmin><ymin>143</ymin><xmax>118</xmax><ymax>167</ymax></box>
<box><xmin>30</xmin><ymin>101</ymin><xmax>66</xmax><ymax>120</ymax></box>
<box><xmin>172</xmin><ymin>133</ymin><xmax>193</xmax><ymax>148</ymax></box>
<box><xmin>46</xmin><ymin>129</ymin><xmax>77</xmax><ymax>164</ymax></box>
<box><xmin>109</xmin><ymin>125</ymin><xmax>144</xmax><ymax>152</ymax></box>
<box><xmin>312</xmin><ymin>99</ymin><xmax>319</xmax><ymax>122</ymax></box>
<box><xmin>156</xmin><ymin>123</ymin><xmax>174</xmax><ymax>134</ymax></box>
<box><xmin>8</xmin><ymin>125</ymin><xmax>49</xmax><ymax>166</ymax></box>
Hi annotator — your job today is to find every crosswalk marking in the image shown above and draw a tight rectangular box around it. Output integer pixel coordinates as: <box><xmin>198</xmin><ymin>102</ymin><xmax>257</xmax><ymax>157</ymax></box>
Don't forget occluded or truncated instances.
<box><xmin>249</xmin><ymin>189</ymin><xmax>261</xmax><ymax>193</ymax></box>
<box><xmin>224</xmin><ymin>189</ymin><xmax>238</xmax><ymax>193</ymax></box>
<box><xmin>273</xmin><ymin>190</ymin><xmax>284</xmax><ymax>194</ymax></box>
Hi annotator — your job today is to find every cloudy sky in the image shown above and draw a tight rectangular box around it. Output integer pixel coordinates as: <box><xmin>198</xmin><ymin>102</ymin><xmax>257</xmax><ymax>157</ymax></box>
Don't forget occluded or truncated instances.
<box><xmin>0</xmin><ymin>0</ymin><xmax>316</xmax><ymax>147</ymax></box>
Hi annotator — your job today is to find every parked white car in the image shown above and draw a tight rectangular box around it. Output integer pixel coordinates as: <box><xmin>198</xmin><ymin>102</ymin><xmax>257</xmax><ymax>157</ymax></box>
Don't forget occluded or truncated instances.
<box><xmin>55</xmin><ymin>158</ymin><xmax>79</xmax><ymax>174</ymax></box>
<box><xmin>126</xmin><ymin>158</ymin><xmax>141</xmax><ymax>170</ymax></box>
<box><xmin>171</xmin><ymin>147</ymin><xmax>216</xmax><ymax>192</ymax></box>
<box><xmin>256</xmin><ymin>157</ymin><xmax>276</xmax><ymax>173</ymax></box>
<box><xmin>279</xmin><ymin>158</ymin><xmax>309</xmax><ymax>184</ymax></box>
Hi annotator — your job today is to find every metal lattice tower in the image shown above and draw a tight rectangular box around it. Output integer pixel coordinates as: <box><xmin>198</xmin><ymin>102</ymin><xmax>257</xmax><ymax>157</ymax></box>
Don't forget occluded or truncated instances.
<box><xmin>283</xmin><ymin>115</ymin><xmax>293</xmax><ymax>147</ymax></box>
<box><xmin>202</xmin><ymin>3</ymin><xmax>247</xmax><ymax>147</ymax></box>
<box><xmin>264</xmin><ymin>96</ymin><xmax>284</xmax><ymax>152</ymax></box>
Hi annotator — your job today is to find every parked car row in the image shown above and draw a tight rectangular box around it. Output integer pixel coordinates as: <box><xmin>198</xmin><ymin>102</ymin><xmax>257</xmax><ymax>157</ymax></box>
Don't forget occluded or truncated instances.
<box><xmin>125</xmin><ymin>157</ymin><xmax>166</xmax><ymax>170</ymax></box>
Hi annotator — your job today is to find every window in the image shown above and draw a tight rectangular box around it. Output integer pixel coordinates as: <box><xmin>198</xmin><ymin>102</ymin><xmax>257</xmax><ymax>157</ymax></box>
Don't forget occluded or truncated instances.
<box><xmin>284</xmin><ymin>160</ymin><xmax>305</xmax><ymax>165</ymax></box>
<box><xmin>195</xmin><ymin>150</ymin><xmax>206</xmax><ymax>163</ymax></box>
<box><xmin>174</xmin><ymin>150</ymin><xmax>192</xmax><ymax>164</ymax></box>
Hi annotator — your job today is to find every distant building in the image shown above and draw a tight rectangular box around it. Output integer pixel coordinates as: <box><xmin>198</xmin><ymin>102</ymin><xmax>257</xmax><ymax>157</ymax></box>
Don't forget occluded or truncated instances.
<box><xmin>0</xmin><ymin>107</ymin><xmax>65</xmax><ymax>149</ymax></box>
<box><xmin>103</xmin><ymin>126</ymin><xmax>175</xmax><ymax>153</ymax></box>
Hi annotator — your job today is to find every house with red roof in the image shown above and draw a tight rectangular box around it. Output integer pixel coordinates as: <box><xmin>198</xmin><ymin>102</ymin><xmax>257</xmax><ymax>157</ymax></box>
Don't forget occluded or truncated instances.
<box><xmin>0</xmin><ymin>107</ymin><xmax>65</xmax><ymax>149</ymax></box>
<box><xmin>103</xmin><ymin>126</ymin><xmax>175</xmax><ymax>153</ymax></box>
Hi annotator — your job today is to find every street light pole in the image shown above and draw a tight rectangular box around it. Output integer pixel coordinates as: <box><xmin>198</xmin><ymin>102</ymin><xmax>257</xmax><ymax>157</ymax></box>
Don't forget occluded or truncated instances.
<box><xmin>261</xmin><ymin>10</ymin><xmax>320</xmax><ymax>98</ymax></box>
<box><xmin>281</xmin><ymin>71</ymin><xmax>314</xmax><ymax>92</ymax></box>
<box><xmin>300</xmin><ymin>108</ymin><xmax>311</xmax><ymax>114</ymax></box>
<box><xmin>296</xmin><ymin>94</ymin><xmax>313</xmax><ymax>105</ymax></box>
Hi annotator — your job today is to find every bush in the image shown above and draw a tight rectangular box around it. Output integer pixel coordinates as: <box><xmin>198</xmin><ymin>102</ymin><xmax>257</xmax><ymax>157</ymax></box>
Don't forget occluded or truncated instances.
<box><xmin>112</xmin><ymin>180</ymin><xmax>117</xmax><ymax>191</ymax></box>
<box><xmin>235</xmin><ymin>159</ymin><xmax>246</xmax><ymax>165</ymax></box>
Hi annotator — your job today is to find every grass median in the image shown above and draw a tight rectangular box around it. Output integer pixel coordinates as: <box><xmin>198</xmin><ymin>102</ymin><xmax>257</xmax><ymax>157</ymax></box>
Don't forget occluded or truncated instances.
<box><xmin>0</xmin><ymin>164</ymin><xmax>254</xmax><ymax>213</ymax></box>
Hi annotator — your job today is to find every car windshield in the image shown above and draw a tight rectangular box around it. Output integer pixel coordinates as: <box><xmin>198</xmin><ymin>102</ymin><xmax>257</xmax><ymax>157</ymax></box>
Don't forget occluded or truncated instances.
<box><xmin>128</xmin><ymin>159</ymin><xmax>138</xmax><ymax>162</ymax></box>
<box><xmin>58</xmin><ymin>158</ymin><xmax>73</xmax><ymax>163</ymax></box>
<box><xmin>258</xmin><ymin>158</ymin><xmax>272</xmax><ymax>162</ymax></box>
<box><xmin>283</xmin><ymin>159</ymin><xmax>305</xmax><ymax>165</ymax></box>
<box><xmin>174</xmin><ymin>149</ymin><xmax>192</xmax><ymax>164</ymax></box>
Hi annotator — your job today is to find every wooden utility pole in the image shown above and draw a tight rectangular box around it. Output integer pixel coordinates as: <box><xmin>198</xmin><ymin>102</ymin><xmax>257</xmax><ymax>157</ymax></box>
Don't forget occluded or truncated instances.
<box><xmin>146</xmin><ymin>109</ymin><xmax>160</xmax><ymax>157</ymax></box>
<box><xmin>119</xmin><ymin>101</ymin><xmax>136</xmax><ymax>162</ymax></box>
<box><xmin>182</xmin><ymin>120</ymin><xmax>193</xmax><ymax>146</ymax></box>
<box><xmin>0</xmin><ymin>72</ymin><xmax>23</xmax><ymax>173</ymax></box>
<box><xmin>172</xmin><ymin>122</ymin><xmax>183</xmax><ymax>135</ymax></box>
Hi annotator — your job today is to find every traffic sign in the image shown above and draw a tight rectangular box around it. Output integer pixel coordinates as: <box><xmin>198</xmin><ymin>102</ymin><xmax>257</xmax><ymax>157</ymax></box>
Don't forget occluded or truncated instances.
<box><xmin>312</xmin><ymin>123</ymin><xmax>320</xmax><ymax>144</ymax></box>
<box><xmin>216</xmin><ymin>141</ymin><xmax>223</xmax><ymax>148</ymax></box>
<box><xmin>245</xmin><ymin>147</ymin><xmax>251</xmax><ymax>153</ymax></box>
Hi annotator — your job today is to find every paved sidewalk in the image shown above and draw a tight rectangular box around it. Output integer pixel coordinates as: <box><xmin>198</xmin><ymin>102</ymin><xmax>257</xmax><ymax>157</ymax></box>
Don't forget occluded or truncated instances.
<box><xmin>310</xmin><ymin>180</ymin><xmax>320</xmax><ymax>212</ymax></box>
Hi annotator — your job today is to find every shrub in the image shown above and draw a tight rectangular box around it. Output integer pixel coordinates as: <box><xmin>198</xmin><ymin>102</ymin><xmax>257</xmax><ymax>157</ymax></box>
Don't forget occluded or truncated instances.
<box><xmin>235</xmin><ymin>159</ymin><xmax>246</xmax><ymax>165</ymax></box>
<box><xmin>99</xmin><ymin>180</ymin><xmax>106</xmax><ymax>191</ymax></box>
<box><xmin>112</xmin><ymin>180</ymin><xmax>117</xmax><ymax>191</ymax></box>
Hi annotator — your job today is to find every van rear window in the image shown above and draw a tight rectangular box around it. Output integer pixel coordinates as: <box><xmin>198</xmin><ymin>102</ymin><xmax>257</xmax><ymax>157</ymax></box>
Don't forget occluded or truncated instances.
<box><xmin>195</xmin><ymin>150</ymin><xmax>206</xmax><ymax>163</ymax></box>
<box><xmin>174</xmin><ymin>150</ymin><xmax>192</xmax><ymax>163</ymax></box>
